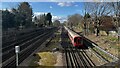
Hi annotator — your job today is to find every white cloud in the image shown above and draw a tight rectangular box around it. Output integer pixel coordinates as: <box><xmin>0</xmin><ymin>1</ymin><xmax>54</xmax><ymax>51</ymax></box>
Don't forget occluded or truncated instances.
<box><xmin>52</xmin><ymin>15</ymin><xmax>61</xmax><ymax>21</ymax></box>
<box><xmin>1</xmin><ymin>9</ymin><xmax>12</xmax><ymax>12</ymax></box>
<box><xmin>59</xmin><ymin>18</ymin><xmax>67</xmax><ymax>23</ymax></box>
<box><xmin>57</xmin><ymin>2</ymin><xmax>74</xmax><ymax>7</ymax></box>
<box><xmin>34</xmin><ymin>12</ymin><xmax>47</xmax><ymax>16</ymax></box>
<box><xmin>50</xmin><ymin>6</ymin><xmax>53</xmax><ymax>9</ymax></box>
<box><xmin>52</xmin><ymin>15</ymin><xmax>67</xmax><ymax>23</ymax></box>
<box><xmin>33</xmin><ymin>12</ymin><xmax>67</xmax><ymax>23</ymax></box>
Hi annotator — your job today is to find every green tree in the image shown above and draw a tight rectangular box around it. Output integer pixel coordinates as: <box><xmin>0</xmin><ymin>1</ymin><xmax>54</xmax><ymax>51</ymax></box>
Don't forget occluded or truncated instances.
<box><xmin>17</xmin><ymin>2</ymin><xmax>33</xmax><ymax>28</ymax></box>
<box><xmin>2</xmin><ymin>9</ymin><xmax>15</xmax><ymax>30</ymax></box>
<box><xmin>11</xmin><ymin>8</ymin><xmax>21</xmax><ymax>28</ymax></box>
<box><xmin>46</xmin><ymin>13</ymin><xmax>52</xmax><ymax>26</ymax></box>
<box><xmin>33</xmin><ymin>16</ymin><xmax>39</xmax><ymax>27</ymax></box>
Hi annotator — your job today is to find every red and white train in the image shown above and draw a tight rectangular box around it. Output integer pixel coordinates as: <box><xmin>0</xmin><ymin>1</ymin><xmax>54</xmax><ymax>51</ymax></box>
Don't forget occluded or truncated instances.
<box><xmin>64</xmin><ymin>26</ymin><xmax>83</xmax><ymax>47</ymax></box>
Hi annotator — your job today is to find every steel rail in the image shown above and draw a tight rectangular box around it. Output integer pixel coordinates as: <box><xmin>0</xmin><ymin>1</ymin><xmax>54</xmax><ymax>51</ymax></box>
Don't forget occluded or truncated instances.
<box><xmin>83</xmin><ymin>37</ymin><xmax>119</xmax><ymax>61</ymax></box>
<box><xmin>2</xmin><ymin>28</ymin><xmax>55</xmax><ymax>67</ymax></box>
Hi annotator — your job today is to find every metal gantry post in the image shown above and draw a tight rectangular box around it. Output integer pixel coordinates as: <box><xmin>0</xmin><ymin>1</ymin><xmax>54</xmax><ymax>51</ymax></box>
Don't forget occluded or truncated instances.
<box><xmin>15</xmin><ymin>46</ymin><xmax>20</xmax><ymax>66</ymax></box>
<box><xmin>16</xmin><ymin>52</ymin><xmax>18</xmax><ymax>66</ymax></box>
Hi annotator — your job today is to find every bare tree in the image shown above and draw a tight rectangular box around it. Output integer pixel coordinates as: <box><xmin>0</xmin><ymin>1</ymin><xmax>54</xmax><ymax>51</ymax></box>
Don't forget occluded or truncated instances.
<box><xmin>53</xmin><ymin>20</ymin><xmax>61</xmax><ymax>27</ymax></box>
<box><xmin>67</xmin><ymin>14</ymin><xmax>83</xmax><ymax>29</ymax></box>
<box><xmin>110</xmin><ymin>2</ymin><xmax>120</xmax><ymax>31</ymax></box>
<box><xmin>86</xmin><ymin>2</ymin><xmax>112</xmax><ymax>36</ymax></box>
<box><xmin>34</xmin><ymin>14</ymin><xmax>46</xmax><ymax>27</ymax></box>
<box><xmin>83</xmin><ymin>2</ymin><xmax>92</xmax><ymax>35</ymax></box>
<box><xmin>109</xmin><ymin>2</ymin><xmax>120</xmax><ymax>41</ymax></box>
<box><xmin>83</xmin><ymin>2</ymin><xmax>88</xmax><ymax>35</ymax></box>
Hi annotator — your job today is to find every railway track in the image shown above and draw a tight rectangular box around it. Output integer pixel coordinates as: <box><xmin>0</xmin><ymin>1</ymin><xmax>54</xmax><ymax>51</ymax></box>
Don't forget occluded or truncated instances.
<box><xmin>2</xmin><ymin>29</ymin><xmax>35</xmax><ymax>46</ymax></box>
<box><xmin>61</xmin><ymin>27</ymin><xmax>95</xmax><ymax>67</ymax></box>
<box><xmin>2</xmin><ymin>28</ymin><xmax>40</xmax><ymax>44</ymax></box>
<box><xmin>2</xmin><ymin>30</ymin><xmax>42</xmax><ymax>52</ymax></box>
<box><xmin>61</xmin><ymin>26</ymin><xmax>119</xmax><ymax>67</ymax></box>
<box><xmin>2</xmin><ymin>27</ymin><xmax>56</xmax><ymax>67</ymax></box>
<box><xmin>1</xmin><ymin>28</ymin><xmax>50</xmax><ymax>62</ymax></box>
<box><xmin>64</xmin><ymin>45</ymin><xmax>96</xmax><ymax>68</ymax></box>
<box><xmin>70</xmin><ymin>29</ymin><xmax>119</xmax><ymax>65</ymax></box>
<box><xmin>2</xmin><ymin>28</ymin><xmax>46</xmax><ymax>50</ymax></box>
<box><xmin>83</xmin><ymin>37</ymin><xmax>119</xmax><ymax>64</ymax></box>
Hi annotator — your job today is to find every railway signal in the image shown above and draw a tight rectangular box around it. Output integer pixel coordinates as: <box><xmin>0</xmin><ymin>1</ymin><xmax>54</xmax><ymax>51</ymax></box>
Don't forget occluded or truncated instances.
<box><xmin>15</xmin><ymin>46</ymin><xmax>20</xmax><ymax>66</ymax></box>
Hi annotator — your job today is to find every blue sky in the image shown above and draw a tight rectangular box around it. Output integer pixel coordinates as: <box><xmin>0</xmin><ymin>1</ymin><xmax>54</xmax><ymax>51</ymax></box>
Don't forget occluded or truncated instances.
<box><xmin>1</xmin><ymin>2</ymin><xmax>84</xmax><ymax>22</ymax></box>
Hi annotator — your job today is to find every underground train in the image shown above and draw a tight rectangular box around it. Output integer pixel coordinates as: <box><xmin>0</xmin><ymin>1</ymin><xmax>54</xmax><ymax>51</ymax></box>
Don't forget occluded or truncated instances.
<box><xmin>64</xmin><ymin>26</ymin><xmax>83</xmax><ymax>47</ymax></box>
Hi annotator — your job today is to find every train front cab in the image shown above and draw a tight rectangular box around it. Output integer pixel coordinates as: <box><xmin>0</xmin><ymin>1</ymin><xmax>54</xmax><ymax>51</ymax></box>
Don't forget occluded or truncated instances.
<box><xmin>74</xmin><ymin>37</ymin><xmax>83</xmax><ymax>47</ymax></box>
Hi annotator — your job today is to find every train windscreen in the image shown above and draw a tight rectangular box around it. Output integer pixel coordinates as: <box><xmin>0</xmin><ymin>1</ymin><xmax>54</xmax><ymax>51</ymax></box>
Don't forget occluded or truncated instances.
<box><xmin>74</xmin><ymin>37</ymin><xmax>82</xmax><ymax>44</ymax></box>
